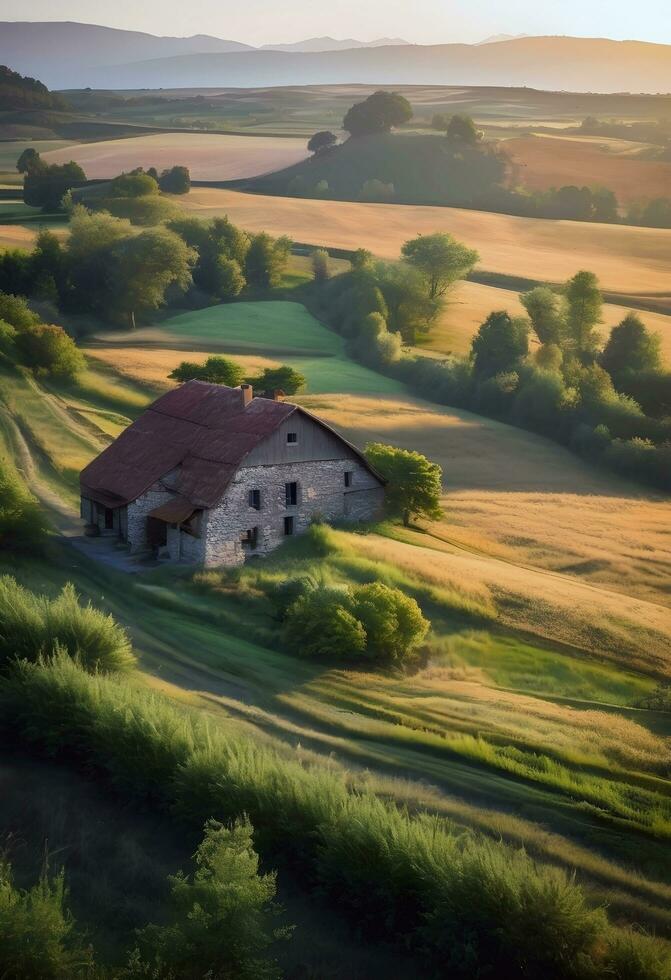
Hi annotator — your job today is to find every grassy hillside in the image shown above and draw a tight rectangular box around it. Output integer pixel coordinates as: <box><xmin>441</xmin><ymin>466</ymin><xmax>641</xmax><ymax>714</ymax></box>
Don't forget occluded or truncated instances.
<box><xmin>93</xmin><ymin>300</ymin><xmax>407</xmax><ymax>396</ymax></box>
<box><xmin>245</xmin><ymin>132</ymin><xmax>506</xmax><ymax>208</ymax></box>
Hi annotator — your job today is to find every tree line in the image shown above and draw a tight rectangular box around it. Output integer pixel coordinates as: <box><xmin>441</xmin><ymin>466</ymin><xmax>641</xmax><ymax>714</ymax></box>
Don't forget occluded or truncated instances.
<box><xmin>0</xmin><ymin>209</ymin><xmax>292</xmax><ymax>331</ymax></box>
<box><xmin>313</xmin><ymin>238</ymin><xmax>671</xmax><ymax>491</ymax></box>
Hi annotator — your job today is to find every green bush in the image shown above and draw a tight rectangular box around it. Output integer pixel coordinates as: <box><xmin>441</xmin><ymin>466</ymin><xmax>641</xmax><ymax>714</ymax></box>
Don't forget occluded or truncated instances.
<box><xmin>0</xmin><ymin>858</ymin><xmax>94</xmax><ymax>979</ymax></box>
<box><xmin>283</xmin><ymin>584</ymin><xmax>366</xmax><ymax>659</ymax></box>
<box><xmin>109</xmin><ymin>172</ymin><xmax>159</xmax><ymax>198</ymax></box>
<box><xmin>169</xmin><ymin>355</ymin><xmax>245</xmax><ymax>387</ymax></box>
<box><xmin>98</xmin><ymin>194</ymin><xmax>180</xmax><ymax>226</ymax></box>
<box><xmin>352</xmin><ymin>581</ymin><xmax>429</xmax><ymax>666</ymax></box>
<box><xmin>0</xmin><ymin>576</ymin><xmax>135</xmax><ymax>672</ymax></box>
<box><xmin>0</xmin><ymin>654</ymin><xmax>664</xmax><ymax>979</ymax></box>
<box><xmin>131</xmin><ymin>818</ymin><xmax>286</xmax><ymax>980</ymax></box>
<box><xmin>0</xmin><ymin>466</ymin><xmax>48</xmax><ymax>555</ymax></box>
<box><xmin>15</xmin><ymin>323</ymin><xmax>85</xmax><ymax>379</ymax></box>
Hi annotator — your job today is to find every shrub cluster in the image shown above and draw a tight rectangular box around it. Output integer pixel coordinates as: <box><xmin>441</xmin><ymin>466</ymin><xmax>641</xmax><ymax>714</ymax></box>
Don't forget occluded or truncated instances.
<box><xmin>0</xmin><ymin>654</ymin><xmax>667</xmax><ymax>979</ymax></box>
<box><xmin>0</xmin><ymin>465</ymin><xmax>48</xmax><ymax>555</ymax></box>
<box><xmin>0</xmin><ymin>576</ymin><xmax>135</xmax><ymax>673</ymax></box>
<box><xmin>0</xmin><ymin>290</ymin><xmax>83</xmax><ymax>380</ymax></box>
<box><xmin>277</xmin><ymin>577</ymin><xmax>429</xmax><ymax>667</ymax></box>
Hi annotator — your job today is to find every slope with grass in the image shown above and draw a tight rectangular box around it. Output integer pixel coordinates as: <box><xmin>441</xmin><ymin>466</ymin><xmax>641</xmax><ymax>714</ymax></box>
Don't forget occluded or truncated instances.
<box><xmin>91</xmin><ymin>300</ymin><xmax>407</xmax><ymax>396</ymax></box>
<box><xmin>181</xmin><ymin>187</ymin><xmax>671</xmax><ymax>295</ymax></box>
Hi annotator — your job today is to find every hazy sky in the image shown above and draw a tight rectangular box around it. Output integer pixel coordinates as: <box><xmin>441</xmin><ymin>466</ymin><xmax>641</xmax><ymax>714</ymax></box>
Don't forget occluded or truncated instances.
<box><xmin>1</xmin><ymin>0</ymin><xmax>669</xmax><ymax>46</ymax></box>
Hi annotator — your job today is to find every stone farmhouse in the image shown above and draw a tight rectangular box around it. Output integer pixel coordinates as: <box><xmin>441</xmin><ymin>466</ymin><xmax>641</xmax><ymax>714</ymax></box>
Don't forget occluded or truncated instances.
<box><xmin>80</xmin><ymin>380</ymin><xmax>385</xmax><ymax>566</ymax></box>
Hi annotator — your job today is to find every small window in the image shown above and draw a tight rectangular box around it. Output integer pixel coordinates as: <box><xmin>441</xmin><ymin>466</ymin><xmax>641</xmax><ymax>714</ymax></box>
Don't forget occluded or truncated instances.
<box><xmin>286</xmin><ymin>432</ymin><xmax>298</xmax><ymax>444</ymax></box>
<box><xmin>284</xmin><ymin>516</ymin><xmax>294</xmax><ymax>536</ymax></box>
<box><xmin>241</xmin><ymin>527</ymin><xmax>258</xmax><ymax>549</ymax></box>
<box><xmin>344</xmin><ymin>471</ymin><xmax>353</xmax><ymax>488</ymax></box>
<box><xmin>285</xmin><ymin>482</ymin><xmax>298</xmax><ymax>507</ymax></box>
<box><xmin>249</xmin><ymin>489</ymin><xmax>261</xmax><ymax>510</ymax></box>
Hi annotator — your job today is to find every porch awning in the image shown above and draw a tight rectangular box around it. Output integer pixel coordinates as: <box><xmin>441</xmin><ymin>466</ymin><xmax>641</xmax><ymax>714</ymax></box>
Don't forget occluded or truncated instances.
<box><xmin>147</xmin><ymin>497</ymin><xmax>195</xmax><ymax>524</ymax></box>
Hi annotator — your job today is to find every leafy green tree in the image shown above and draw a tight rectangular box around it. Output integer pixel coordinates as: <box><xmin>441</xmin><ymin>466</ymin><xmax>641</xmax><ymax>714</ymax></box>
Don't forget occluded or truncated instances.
<box><xmin>0</xmin><ymin>858</ymin><xmax>95</xmax><ymax>979</ymax></box>
<box><xmin>565</xmin><ymin>270</ymin><xmax>602</xmax><ymax>358</ymax></box>
<box><xmin>158</xmin><ymin>165</ymin><xmax>191</xmax><ymax>194</ymax></box>
<box><xmin>431</xmin><ymin>112</ymin><xmax>450</xmax><ymax>131</ymax></box>
<box><xmin>169</xmin><ymin>356</ymin><xmax>245</xmax><ymax>386</ymax></box>
<box><xmin>308</xmin><ymin>130</ymin><xmax>337</xmax><ymax>155</ymax></box>
<box><xmin>24</xmin><ymin>160</ymin><xmax>86</xmax><ymax>212</ymax></box>
<box><xmin>311</xmin><ymin>248</ymin><xmax>330</xmax><ymax>282</ymax></box>
<box><xmin>446</xmin><ymin>114</ymin><xmax>481</xmax><ymax>145</ymax></box>
<box><xmin>209</xmin><ymin>216</ymin><xmax>251</xmax><ymax>267</ymax></box>
<box><xmin>283</xmin><ymin>585</ymin><xmax>366</xmax><ymax>659</ymax></box>
<box><xmin>248</xmin><ymin>365</ymin><xmax>306</xmax><ymax>395</ymax></box>
<box><xmin>591</xmin><ymin>186</ymin><xmax>619</xmax><ymax>223</ymax></box>
<box><xmin>471</xmin><ymin>310</ymin><xmax>529</xmax><ymax>377</ymax></box>
<box><xmin>16</xmin><ymin>147</ymin><xmax>46</xmax><ymax>175</ymax></box>
<box><xmin>600</xmin><ymin>313</ymin><xmax>662</xmax><ymax>379</ymax></box>
<box><xmin>132</xmin><ymin>818</ymin><xmax>286</xmax><ymax>980</ymax></box>
<box><xmin>166</xmin><ymin>216</ymin><xmax>211</xmax><ymax>250</ymax></box>
<box><xmin>365</xmin><ymin>443</ymin><xmax>443</xmax><ymax>527</ymax></box>
<box><xmin>210</xmin><ymin>255</ymin><xmax>246</xmax><ymax>300</ymax></box>
<box><xmin>374</xmin><ymin>261</ymin><xmax>437</xmax><ymax>343</ymax></box>
<box><xmin>401</xmin><ymin>232</ymin><xmax>479</xmax><ymax>300</ymax></box>
<box><xmin>109</xmin><ymin>171</ymin><xmax>159</xmax><ymax>197</ymax></box>
<box><xmin>520</xmin><ymin>286</ymin><xmax>565</xmax><ymax>345</ymax></box>
<box><xmin>109</xmin><ymin>226</ymin><xmax>195</xmax><ymax>329</ymax></box>
<box><xmin>0</xmin><ymin>291</ymin><xmax>40</xmax><ymax>330</ymax></box>
<box><xmin>350</xmin><ymin>248</ymin><xmax>373</xmax><ymax>271</ymax></box>
<box><xmin>352</xmin><ymin>582</ymin><xmax>429</xmax><ymax>666</ymax></box>
<box><xmin>555</xmin><ymin>185</ymin><xmax>594</xmax><ymax>221</ymax></box>
<box><xmin>15</xmin><ymin>323</ymin><xmax>85</xmax><ymax>379</ymax></box>
<box><xmin>343</xmin><ymin>90</ymin><xmax>412</xmax><ymax>137</ymax></box>
<box><xmin>98</xmin><ymin>194</ymin><xmax>179</xmax><ymax>226</ymax></box>
<box><xmin>245</xmin><ymin>233</ymin><xmax>291</xmax><ymax>290</ymax></box>
<box><xmin>31</xmin><ymin>229</ymin><xmax>65</xmax><ymax>302</ymax></box>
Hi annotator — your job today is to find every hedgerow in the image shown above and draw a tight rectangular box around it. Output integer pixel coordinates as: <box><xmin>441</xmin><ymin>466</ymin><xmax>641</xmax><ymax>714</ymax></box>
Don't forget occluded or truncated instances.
<box><xmin>1</xmin><ymin>654</ymin><xmax>668</xmax><ymax>979</ymax></box>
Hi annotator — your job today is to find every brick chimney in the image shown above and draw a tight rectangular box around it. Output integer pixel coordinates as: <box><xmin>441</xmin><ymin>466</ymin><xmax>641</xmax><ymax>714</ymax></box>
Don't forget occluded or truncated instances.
<box><xmin>240</xmin><ymin>383</ymin><xmax>253</xmax><ymax>407</ymax></box>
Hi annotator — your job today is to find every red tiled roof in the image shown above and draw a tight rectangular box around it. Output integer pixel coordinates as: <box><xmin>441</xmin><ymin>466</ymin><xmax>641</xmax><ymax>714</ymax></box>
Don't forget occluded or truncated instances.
<box><xmin>80</xmin><ymin>381</ymin><xmax>295</xmax><ymax>509</ymax></box>
<box><xmin>80</xmin><ymin>380</ymin><xmax>384</xmax><ymax>511</ymax></box>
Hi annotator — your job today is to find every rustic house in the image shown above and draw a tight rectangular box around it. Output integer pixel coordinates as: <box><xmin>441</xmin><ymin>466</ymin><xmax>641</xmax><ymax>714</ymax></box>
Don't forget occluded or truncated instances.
<box><xmin>79</xmin><ymin>381</ymin><xmax>385</xmax><ymax>565</ymax></box>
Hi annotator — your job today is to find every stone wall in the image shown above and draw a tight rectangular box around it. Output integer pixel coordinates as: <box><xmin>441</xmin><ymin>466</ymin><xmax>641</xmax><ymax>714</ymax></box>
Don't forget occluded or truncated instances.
<box><xmin>202</xmin><ymin>457</ymin><xmax>383</xmax><ymax>567</ymax></box>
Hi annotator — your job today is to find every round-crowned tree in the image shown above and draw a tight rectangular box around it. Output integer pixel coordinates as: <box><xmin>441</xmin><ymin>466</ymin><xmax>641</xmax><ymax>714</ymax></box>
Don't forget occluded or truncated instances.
<box><xmin>308</xmin><ymin>131</ymin><xmax>337</xmax><ymax>155</ymax></box>
<box><xmin>343</xmin><ymin>91</ymin><xmax>412</xmax><ymax>137</ymax></box>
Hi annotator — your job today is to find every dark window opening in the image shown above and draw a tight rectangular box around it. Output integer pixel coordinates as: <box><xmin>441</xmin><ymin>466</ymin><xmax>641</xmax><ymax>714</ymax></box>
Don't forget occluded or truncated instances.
<box><xmin>344</xmin><ymin>471</ymin><xmax>353</xmax><ymax>488</ymax></box>
<box><xmin>181</xmin><ymin>511</ymin><xmax>201</xmax><ymax>538</ymax></box>
<box><xmin>241</xmin><ymin>527</ymin><xmax>258</xmax><ymax>549</ymax></box>
<box><xmin>284</xmin><ymin>516</ymin><xmax>294</xmax><ymax>536</ymax></box>
<box><xmin>286</xmin><ymin>432</ymin><xmax>298</xmax><ymax>444</ymax></box>
<box><xmin>285</xmin><ymin>482</ymin><xmax>298</xmax><ymax>506</ymax></box>
<box><xmin>104</xmin><ymin>507</ymin><xmax>114</xmax><ymax>530</ymax></box>
<box><xmin>249</xmin><ymin>489</ymin><xmax>261</xmax><ymax>510</ymax></box>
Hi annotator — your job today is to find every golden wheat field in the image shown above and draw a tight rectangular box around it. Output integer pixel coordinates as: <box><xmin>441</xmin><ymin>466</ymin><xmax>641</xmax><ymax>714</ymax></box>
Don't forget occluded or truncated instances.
<box><xmin>426</xmin><ymin>280</ymin><xmax>671</xmax><ymax>359</ymax></box>
<box><xmin>300</xmin><ymin>393</ymin><xmax>671</xmax><ymax>615</ymax></box>
<box><xmin>42</xmin><ymin>133</ymin><xmax>309</xmax><ymax>180</ymax></box>
<box><xmin>181</xmin><ymin>187</ymin><xmax>671</xmax><ymax>294</ymax></box>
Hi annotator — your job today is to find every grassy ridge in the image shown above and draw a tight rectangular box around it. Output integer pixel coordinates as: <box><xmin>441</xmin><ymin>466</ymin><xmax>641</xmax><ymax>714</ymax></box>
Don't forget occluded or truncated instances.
<box><xmin>1</xmin><ymin>652</ymin><xmax>669</xmax><ymax>979</ymax></box>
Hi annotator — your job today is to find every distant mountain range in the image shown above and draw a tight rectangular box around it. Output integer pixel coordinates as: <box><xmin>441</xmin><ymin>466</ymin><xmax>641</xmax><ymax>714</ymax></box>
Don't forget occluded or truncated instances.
<box><xmin>260</xmin><ymin>37</ymin><xmax>409</xmax><ymax>52</ymax></box>
<box><xmin>1</xmin><ymin>22</ymin><xmax>670</xmax><ymax>94</ymax></box>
